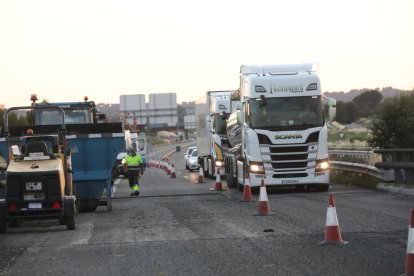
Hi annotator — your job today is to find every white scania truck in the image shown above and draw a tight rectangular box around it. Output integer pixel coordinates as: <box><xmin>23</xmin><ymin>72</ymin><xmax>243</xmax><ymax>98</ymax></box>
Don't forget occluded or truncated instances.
<box><xmin>224</xmin><ymin>64</ymin><xmax>336</xmax><ymax>191</ymax></box>
<box><xmin>196</xmin><ymin>90</ymin><xmax>233</xmax><ymax>178</ymax></box>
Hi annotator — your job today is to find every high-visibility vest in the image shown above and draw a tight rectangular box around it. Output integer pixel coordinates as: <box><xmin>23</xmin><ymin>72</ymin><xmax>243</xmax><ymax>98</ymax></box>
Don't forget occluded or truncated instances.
<box><xmin>124</xmin><ymin>154</ymin><xmax>142</xmax><ymax>167</ymax></box>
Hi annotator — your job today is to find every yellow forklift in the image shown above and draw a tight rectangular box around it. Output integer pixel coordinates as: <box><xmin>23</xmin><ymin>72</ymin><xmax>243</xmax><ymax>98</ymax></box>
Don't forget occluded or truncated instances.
<box><xmin>0</xmin><ymin>106</ymin><xmax>76</xmax><ymax>233</ymax></box>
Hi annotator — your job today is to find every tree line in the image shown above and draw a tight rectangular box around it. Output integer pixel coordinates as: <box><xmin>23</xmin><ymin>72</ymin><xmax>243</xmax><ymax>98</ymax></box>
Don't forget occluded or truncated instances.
<box><xmin>0</xmin><ymin>106</ymin><xmax>32</xmax><ymax>128</ymax></box>
<box><xmin>1</xmin><ymin>90</ymin><xmax>414</xmax><ymax>149</ymax></box>
<box><xmin>332</xmin><ymin>89</ymin><xmax>414</xmax><ymax>148</ymax></box>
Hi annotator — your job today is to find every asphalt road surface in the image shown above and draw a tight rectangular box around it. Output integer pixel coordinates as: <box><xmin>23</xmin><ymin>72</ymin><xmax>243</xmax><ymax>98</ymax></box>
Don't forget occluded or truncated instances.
<box><xmin>0</xmin><ymin>146</ymin><xmax>412</xmax><ymax>275</ymax></box>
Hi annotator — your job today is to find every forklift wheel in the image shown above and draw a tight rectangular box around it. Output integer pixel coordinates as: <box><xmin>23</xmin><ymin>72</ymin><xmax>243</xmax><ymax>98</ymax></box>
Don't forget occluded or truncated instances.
<box><xmin>65</xmin><ymin>216</ymin><xmax>76</xmax><ymax>230</ymax></box>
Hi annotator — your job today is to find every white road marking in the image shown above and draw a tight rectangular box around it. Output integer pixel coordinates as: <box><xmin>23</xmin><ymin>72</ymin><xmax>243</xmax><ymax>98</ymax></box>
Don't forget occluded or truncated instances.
<box><xmin>70</xmin><ymin>222</ymin><xmax>94</xmax><ymax>245</ymax></box>
<box><xmin>112</xmin><ymin>179</ymin><xmax>121</xmax><ymax>196</ymax></box>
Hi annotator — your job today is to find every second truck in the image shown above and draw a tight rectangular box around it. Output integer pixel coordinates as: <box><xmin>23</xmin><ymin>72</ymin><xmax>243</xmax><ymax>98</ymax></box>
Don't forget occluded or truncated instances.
<box><xmin>195</xmin><ymin>90</ymin><xmax>233</xmax><ymax>178</ymax></box>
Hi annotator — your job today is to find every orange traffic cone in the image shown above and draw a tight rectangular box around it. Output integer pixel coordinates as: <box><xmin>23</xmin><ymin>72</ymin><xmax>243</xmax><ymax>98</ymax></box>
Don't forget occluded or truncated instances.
<box><xmin>320</xmin><ymin>194</ymin><xmax>348</xmax><ymax>245</ymax></box>
<box><xmin>406</xmin><ymin>209</ymin><xmax>414</xmax><ymax>276</ymax></box>
<box><xmin>198</xmin><ymin>167</ymin><xmax>205</xmax><ymax>183</ymax></box>
<box><xmin>240</xmin><ymin>172</ymin><xmax>253</xmax><ymax>202</ymax></box>
<box><xmin>210</xmin><ymin>168</ymin><xmax>225</xmax><ymax>191</ymax></box>
<box><xmin>170</xmin><ymin>164</ymin><xmax>176</xmax><ymax>178</ymax></box>
<box><xmin>257</xmin><ymin>180</ymin><xmax>271</xmax><ymax>215</ymax></box>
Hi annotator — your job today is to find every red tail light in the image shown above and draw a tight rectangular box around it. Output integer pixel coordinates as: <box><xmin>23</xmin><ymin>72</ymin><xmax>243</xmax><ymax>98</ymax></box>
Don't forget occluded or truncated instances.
<box><xmin>52</xmin><ymin>202</ymin><xmax>62</xmax><ymax>209</ymax></box>
<box><xmin>8</xmin><ymin>204</ymin><xmax>17</xmax><ymax>211</ymax></box>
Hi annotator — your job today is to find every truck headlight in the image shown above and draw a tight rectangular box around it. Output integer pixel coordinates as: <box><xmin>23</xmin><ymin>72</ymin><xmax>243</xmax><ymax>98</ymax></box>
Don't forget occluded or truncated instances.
<box><xmin>315</xmin><ymin>159</ymin><xmax>329</xmax><ymax>172</ymax></box>
<box><xmin>215</xmin><ymin>160</ymin><xmax>224</xmax><ymax>167</ymax></box>
<box><xmin>249</xmin><ymin>162</ymin><xmax>265</xmax><ymax>174</ymax></box>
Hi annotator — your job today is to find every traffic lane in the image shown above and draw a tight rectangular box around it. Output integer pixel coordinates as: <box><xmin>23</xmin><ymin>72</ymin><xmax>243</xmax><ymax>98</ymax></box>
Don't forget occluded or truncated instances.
<box><xmin>6</xmin><ymin>233</ymin><xmax>405</xmax><ymax>275</ymax></box>
<box><xmin>162</xmin><ymin>152</ymin><xmax>413</xmax><ymax>234</ymax></box>
<box><xmin>1</xmin><ymin>153</ymin><xmax>411</xmax><ymax>275</ymax></box>
<box><xmin>2</xmin><ymin>193</ymin><xmax>407</xmax><ymax>275</ymax></box>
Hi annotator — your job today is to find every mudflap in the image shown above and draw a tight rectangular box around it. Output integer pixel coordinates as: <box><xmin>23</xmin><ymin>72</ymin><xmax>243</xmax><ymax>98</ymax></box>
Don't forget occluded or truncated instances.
<box><xmin>63</xmin><ymin>196</ymin><xmax>76</xmax><ymax>217</ymax></box>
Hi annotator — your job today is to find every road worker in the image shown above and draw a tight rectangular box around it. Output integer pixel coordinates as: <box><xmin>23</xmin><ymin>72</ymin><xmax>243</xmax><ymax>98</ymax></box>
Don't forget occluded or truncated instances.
<box><xmin>123</xmin><ymin>146</ymin><xmax>143</xmax><ymax>196</ymax></box>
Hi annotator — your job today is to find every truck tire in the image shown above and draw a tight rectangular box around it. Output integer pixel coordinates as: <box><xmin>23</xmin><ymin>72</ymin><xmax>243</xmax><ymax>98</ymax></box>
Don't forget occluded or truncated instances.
<box><xmin>65</xmin><ymin>216</ymin><xmax>76</xmax><ymax>230</ymax></box>
<box><xmin>226</xmin><ymin>173</ymin><xmax>236</xmax><ymax>188</ymax></box>
<box><xmin>209</xmin><ymin>158</ymin><xmax>216</xmax><ymax>179</ymax></box>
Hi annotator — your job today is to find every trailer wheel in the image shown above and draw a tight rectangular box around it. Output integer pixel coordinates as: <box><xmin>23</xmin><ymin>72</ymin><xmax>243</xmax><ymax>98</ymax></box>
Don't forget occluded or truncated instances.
<box><xmin>65</xmin><ymin>216</ymin><xmax>76</xmax><ymax>230</ymax></box>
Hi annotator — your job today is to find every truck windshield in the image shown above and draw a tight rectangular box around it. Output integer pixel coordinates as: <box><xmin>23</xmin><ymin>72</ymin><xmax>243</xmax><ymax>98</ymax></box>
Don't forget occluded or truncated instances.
<box><xmin>137</xmin><ymin>138</ymin><xmax>145</xmax><ymax>151</ymax></box>
<box><xmin>249</xmin><ymin>96</ymin><xmax>323</xmax><ymax>130</ymax></box>
<box><xmin>37</xmin><ymin>109</ymin><xmax>92</xmax><ymax>125</ymax></box>
<box><xmin>212</xmin><ymin>114</ymin><xmax>227</xmax><ymax>135</ymax></box>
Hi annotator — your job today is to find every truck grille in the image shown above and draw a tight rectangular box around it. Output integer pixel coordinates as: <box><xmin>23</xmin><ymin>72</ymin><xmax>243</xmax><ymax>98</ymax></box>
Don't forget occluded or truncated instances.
<box><xmin>258</xmin><ymin>132</ymin><xmax>320</xmax><ymax>179</ymax></box>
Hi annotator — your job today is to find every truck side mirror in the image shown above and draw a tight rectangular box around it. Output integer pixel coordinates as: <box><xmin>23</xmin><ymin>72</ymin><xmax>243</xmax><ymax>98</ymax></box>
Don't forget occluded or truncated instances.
<box><xmin>323</xmin><ymin>97</ymin><xmax>337</xmax><ymax>122</ymax></box>
<box><xmin>236</xmin><ymin>102</ymin><xmax>242</xmax><ymax>111</ymax></box>
<box><xmin>236</xmin><ymin>110</ymin><xmax>243</xmax><ymax>125</ymax></box>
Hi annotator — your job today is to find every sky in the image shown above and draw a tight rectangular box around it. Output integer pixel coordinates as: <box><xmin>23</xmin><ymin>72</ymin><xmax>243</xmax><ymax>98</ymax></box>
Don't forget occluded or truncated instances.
<box><xmin>0</xmin><ymin>0</ymin><xmax>413</xmax><ymax>107</ymax></box>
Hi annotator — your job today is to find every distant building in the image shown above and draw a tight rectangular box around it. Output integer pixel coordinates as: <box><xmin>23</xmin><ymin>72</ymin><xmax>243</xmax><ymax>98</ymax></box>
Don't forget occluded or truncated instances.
<box><xmin>180</xmin><ymin>101</ymin><xmax>195</xmax><ymax>116</ymax></box>
<box><xmin>119</xmin><ymin>94</ymin><xmax>147</xmax><ymax>126</ymax></box>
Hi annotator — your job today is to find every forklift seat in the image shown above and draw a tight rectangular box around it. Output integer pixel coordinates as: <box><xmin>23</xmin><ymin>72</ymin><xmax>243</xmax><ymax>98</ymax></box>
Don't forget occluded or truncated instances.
<box><xmin>24</xmin><ymin>141</ymin><xmax>49</xmax><ymax>156</ymax></box>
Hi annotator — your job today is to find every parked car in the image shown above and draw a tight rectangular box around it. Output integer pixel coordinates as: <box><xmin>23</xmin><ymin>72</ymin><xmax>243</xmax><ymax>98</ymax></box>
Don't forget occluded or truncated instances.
<box><xmin>184</xmin><ymin>146</ymin><xmax>197</xmax><ymax>169</ymax></box>
<box><xmin>187</xmin><ymin>149</ymin><xmax>200</xmax><ymax>171</ymax></box>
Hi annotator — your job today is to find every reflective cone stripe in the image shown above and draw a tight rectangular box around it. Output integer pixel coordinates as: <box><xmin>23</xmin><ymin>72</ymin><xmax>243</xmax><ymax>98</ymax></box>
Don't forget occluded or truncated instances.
<box><xmin>320</xmin><ymin>194</ymin><xmax>348</xmax><ymax>245</ymax></box>
<box><xmin>324</xmin><ymin>207</ymin><xmax>342</xmax><ymax>242</ymax></box>
<box><xmin>213</xmin><ymin>168</ymin><xmax>224</xmax><ymax>191</ymax></box>
<box><xmin>258</xmin><ymin>180</ymin><xmax>270</xmax><ymax>215</ymax></box>
<box><xmin>171</xmin><ymin>165</ymin><xmax>176</xmax><ymax>178</ymax></box>
<box><xmin>198</xmin><ymin>167</ymin><xmax>205</xmax><ymax>183</ymax></box>
<box><xmin>167</xmin><ymin>163</ymin><xmax>171</xmax><ymax>175</ymax></box>
<box><xmin>242</xmin><ymin>172</ymin><xmax>253</xmax><ymax>202</ymax></box>
<box><xmin>406</xmin><ymin>209</ymin><xmax>414</xmax><ymax>276</ymax></box>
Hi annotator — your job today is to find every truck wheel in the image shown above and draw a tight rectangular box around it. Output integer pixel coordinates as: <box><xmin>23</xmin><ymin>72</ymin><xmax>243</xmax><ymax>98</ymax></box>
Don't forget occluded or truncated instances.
<box><xmin>209</xmin><ymin>159</ymin><xmax>216</xmax><ymax>179</ymax></box>
<box><xmin>65</xmin><ymin>216</ymin><xmax>76</xmax><ymax>230</ymax></box>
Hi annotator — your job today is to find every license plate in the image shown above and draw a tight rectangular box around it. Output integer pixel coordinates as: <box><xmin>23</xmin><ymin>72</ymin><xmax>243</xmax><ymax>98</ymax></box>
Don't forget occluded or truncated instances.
<box><xmin>281</xmin><ymin>179</ymin><xmax>299</xmax><ymax>184</ymax></box>
<box><xmin>28</xmin><ymin>202</ymin><xmax>42</xmax><ymax>209</ymax></box>
<box><xmin>24</xmin><ymin>193</ymin><xmax>45</xmax><ymax>201</ymax></box>
<box><xmin>30</xmin><ymin>152</ymin><xmax>44</xmax><ymax>159</ymax></box>
<box><xmin>26</xmin><ymin>182</ymin><xmax>42</xmax><ymax>191</ymax></box>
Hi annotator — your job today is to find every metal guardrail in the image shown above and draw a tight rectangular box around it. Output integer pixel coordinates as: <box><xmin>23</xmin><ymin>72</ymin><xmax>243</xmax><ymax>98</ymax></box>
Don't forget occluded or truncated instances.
<box><xmin>330</xmin><ymin>148</ymin><xmax>414</xmax><ymax>185</ymax></box>
<box><xmin>374</xmin><ymin>149</ymin><xmax>414</xmax><ymax>185</ymax></box>
<box><xmin>330</xmin><ymin>160</ymin><xmax>383</xmax><ymax>179</ymax></box>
